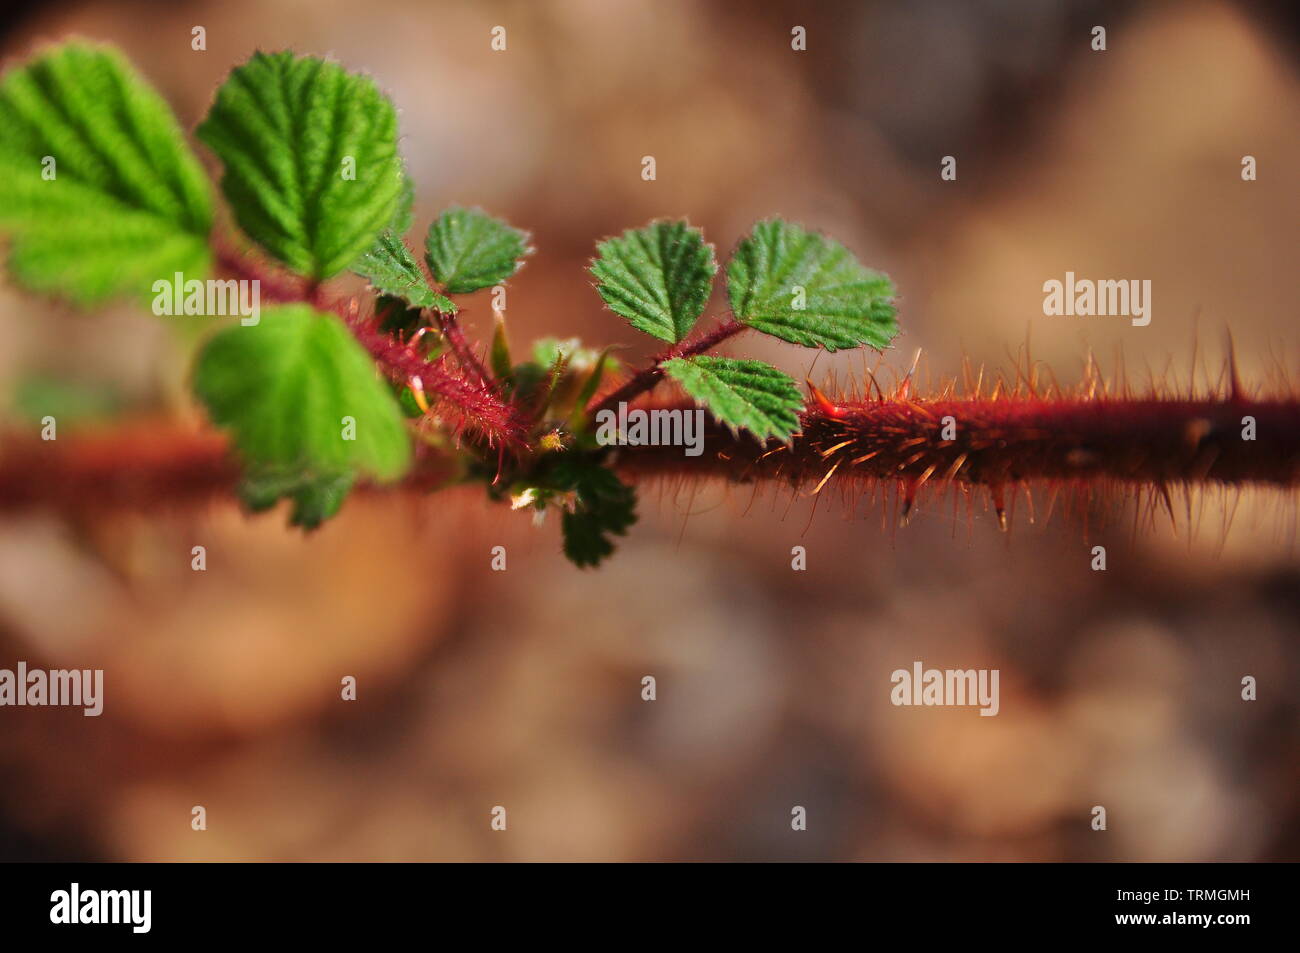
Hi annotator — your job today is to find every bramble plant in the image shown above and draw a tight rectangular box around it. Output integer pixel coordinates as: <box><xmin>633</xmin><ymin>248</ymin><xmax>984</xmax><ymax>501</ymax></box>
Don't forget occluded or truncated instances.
<box><xmin>3</xmin><ymin>43</ymin><xmax>1297</xmax><ymax>568</ymax></box>
<box><xmin>0</xmin><ymin>42</ymin><xmax>897</xmax><ymax>566</ymax></box>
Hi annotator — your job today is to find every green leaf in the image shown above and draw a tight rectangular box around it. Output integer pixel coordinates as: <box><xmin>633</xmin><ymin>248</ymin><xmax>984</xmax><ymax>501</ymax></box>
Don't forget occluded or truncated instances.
<box><xmin>388</xmin><ymin>168</ymin><xmax>415</xmax><ymax>237</ymax></box>
<box><xmin>726</xmin><ymin>219</ymin><xmax>897</xmax><ymax>351</ymax></box>
<box><xmin>192</xmin><ymin>303</ymin><xmax>412</xmax><ymax>527</ymax></box>
<box><xmin>350</xmin><ymin>167</ymin><xmax>458</xmax><ymax>312</ymax></box>
<box><xmin>548</xmin><ymin>455</ymin><xmax>637</xmax><ymax>568</ymax></box>
<box><xmin>197</xmin><ymin>51</ymin><xmax>404</xmax><ymax>280</ymax></box>
<box><xmin>590</xmin><ymin>220</ymin><xmax>716</xmax><ymax>343</ymax></box>
<box><xmin>663</xmin><ymin>356</ymin><xmax>802</xmax><ymax>442</ymax></box>
<box><xmin>0</xmin><ymin>42</ymin><xmax>213</xmax><ymax>306</ymax></box>
<box><xmin>567</xmin><ymin>348</ymin><xmax>616</xmax><ymax>434</ymax></box>
<box><xmin>353</xmin><ymin>232</ymin><xmax>453</xmax><ymax>312</ymax></box>
<box><xmin>424</xmin><ymin>207</ymin><xmax>530</xmax><ymax>294</ymax></box>
<box><xmin>490</xmin><ymin>313</ymin><xmax>513</xmax><ymax>381</ymax></box>
<box><xmin>240</xmin><ymin>468</ymin><xmax>354</xmax><ymax>528</ymax></box>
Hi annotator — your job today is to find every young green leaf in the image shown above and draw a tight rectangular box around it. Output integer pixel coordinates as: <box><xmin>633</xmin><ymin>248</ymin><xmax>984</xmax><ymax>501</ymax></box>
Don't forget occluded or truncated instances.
<box><xmin>353</xmin><ymin>233</ymin><xmax>454</xmax><ymax>312</ymax></box>
<box><xmin>197</xmin><ymin>51</ymin><xmax>404</xmax><ymax>280</ymax></box>
<box><xmin>567</xmin><ymin>348</ymin><xmax>616</xmax><ymax>434</ymax></box>
<box><xmin>589</xmin><ymin>220</ymin><xmax>716</xmax><ymax>343</ymax></box>
<box><xmin>388</xmin><ymin>168</ymin><xmax>416</xmax><ymax>238</ymax></box>
<box><xmin>0</xmin><ymin>42</ymin><xmax>213</xmax><ymax>305</ymax></box>
<box><xmin>727</xmin><ymin>219</ymin><xmax>897</xmax><ymax>351</ymax></box>
<box><xmin>490</xmin><ymin>312</ymin><xmax>513</xmax><ymax>381</ymax></box>
<box><xmin>547</xmin><ymin>455</ymin><xmax>637</xmax><ymax>568</ymax></box>
<box><xmin>425</xmin><ymin>207</ymin><xmax>531</xmax><ymax>294</ymax></box>
<box><xmin>192</xmin><ymin>303</ymin><xmax>412</xmax><ymax>527</ymax></box>
<box><xmin>525</xmin><ymin>337</ymin><xmax>625</xmax><ymax>437</ymax></box>
<box><xmin>353</xmin><ymin>171</ymin><xmax>455</xmax><ymax>313</ymax></box>
<box><xmin>663</xmin><ymin>356</ymin><xmax>802</xmax><ymax>442</ymax></box>
<box><xmin>240</xmin><ymin>468</ymin><xmax>355</xmax><ymax>528</ymax></box>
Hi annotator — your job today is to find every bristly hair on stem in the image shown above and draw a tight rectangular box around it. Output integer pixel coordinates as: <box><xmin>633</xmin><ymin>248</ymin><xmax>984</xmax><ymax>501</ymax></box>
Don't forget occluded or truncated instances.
<box><xmin>8</xmin><ymin>348</ymin><xmax>1300</xmax><ymax>515</ymax></box>
<box><xmin>215</xmin><ymin>245</ymin><xmax>527</xmax><ymax>449</ymax></box>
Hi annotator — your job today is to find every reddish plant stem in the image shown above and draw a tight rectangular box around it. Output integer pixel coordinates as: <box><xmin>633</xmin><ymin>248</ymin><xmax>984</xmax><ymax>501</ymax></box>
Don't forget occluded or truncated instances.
<box><xmin>7</xmin><ymin>394</ymin><xmax>1296</xmax><ymax>516</ymax></box>
<box><xmin>213</xmin><ymin>243</ymin><xmax>524</xmax><ymax>447</ymax></box>
<box><xmin>213</xmin><ymin>242</ymin><xmax>314</xmax><ymax>304</ymax></box>
<box><xmin>0</xmin><ymin>422</ymin><xmax>457</xmax><ymax>513</ymax></box>
<box><xmin>587</xmin><ymin>318</ymin><xmax>746</xmax><ymax>418</ymax></box>
<box><xmin>345</xmin><ymin>311</ymin><xmax>528</xmax><ymax>447</ymax></box>
<box><xmin>0</xmin><ymin>423</ymin><xmax>241</xmax><ymax>512</ymax></box>
<box><xmin>436</xmin><ymin>310</ymin><xmax>493</xmax><ymax>388</ymax></box>
<box><xmin>620</xmin><ymin>395</ymin><xmax>1300</xmax><ymax>489</ymax></box>
<box><xmin>414</xmin><ymin>249</ymin><xmax>495</xmax><ymax>389</ymax></box>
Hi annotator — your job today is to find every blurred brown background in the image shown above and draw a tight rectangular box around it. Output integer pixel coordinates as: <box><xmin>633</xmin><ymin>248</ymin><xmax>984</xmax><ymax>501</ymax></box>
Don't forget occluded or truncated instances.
<box><xmin>0</xmin><ymin>0</ymin><xmax>1297</xmax><ymax>861</ymax></box>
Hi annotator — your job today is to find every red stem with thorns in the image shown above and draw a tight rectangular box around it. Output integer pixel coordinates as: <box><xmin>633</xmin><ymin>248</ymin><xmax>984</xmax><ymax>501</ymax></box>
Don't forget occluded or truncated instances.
<box><xmin>214</xmin><ymin>245</ymin><xmax>526</xmax><ymax>447</ymax></box>
<box><xmin>9</xmin><ymin>247</ymin><xmax>1293</xmax><ymax>525</ymax></box>
<box><xmin>5</xmin><ymin>390</ymin><xmax>1297</xmax><ymax>518</ymax></box>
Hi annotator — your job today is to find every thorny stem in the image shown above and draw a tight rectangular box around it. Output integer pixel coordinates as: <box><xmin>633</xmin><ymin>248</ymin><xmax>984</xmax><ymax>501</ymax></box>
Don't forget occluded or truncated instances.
<box><xmin>7</xmin><ymin>393</ymin><xmax>1297</xmax><ymax>517</ymax></box>
<box><xmin>44</xmin><ymin>246</ymin><xmax>1297</xmax><ymax>527</ymax></box>
<box><xmin>419</xmin><ymin>249</ymin><xmax>498</xmax><ymax>390</ymax></box>
<box><xmin>0</xmin><ymin>422</ymin><xmax>452</xmax><ymax>512</ymax></box>
<box><xmin>212</xmin><ymin>245</ymin><xmax>751</xmax><ymax>449</ymax></box>
<box><xmin>344</xmin><ymin>305</ymin><xmax>528</xmax><ymax>446</ymax></box>
<box><xmin>587</xmin><ymin>318</ymin><xmax>746</xmax><ymax>419</ymax></box>
<box><xmin>213</xmin><ymin>243</ymin><xmax>523</xmax><ymax>446</ymax></box>
<box><xmin>436</xmin><ymin>309</ymin><xmax>493</xmax><ymax>389</ymax></box>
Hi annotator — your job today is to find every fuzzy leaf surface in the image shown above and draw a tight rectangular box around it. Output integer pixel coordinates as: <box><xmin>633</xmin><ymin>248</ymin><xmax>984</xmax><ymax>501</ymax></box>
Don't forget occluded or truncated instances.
<box><xmin>590</xmin><ymin>220</ymin><xmax>716</xmax><ymax>343</ymax></box>
<box><xmin>424</xmin><ymin>207</ymin><xmax>530</xmax><ymax>294</ymax></box>
<box><xmin>0</xmin><ymin>43</ymin><xmax>213</xmax><ymax>305</ymax></box>
<box><xmin>548</xmin><ymin>455</ymin><xmax>637</xmax><ymax>568</ymax></box>
<box><xmin>663</xmin><ymin>355</ymin><xmax>802</xmax><ymax>442</ymax></box>
<box><xmin>192</xmin><ymin>303</ymin><xmax>411</xmax><ymax>526</ymax></box>
<box><xmin>727</xmin><ymin>219</ymin><xmax>897</xmax><ymax>351</ymax></box>
<box><xmin>197</xmin><ymin>51</ymin><xmax>403</xmax><ymax>279</ymax></box>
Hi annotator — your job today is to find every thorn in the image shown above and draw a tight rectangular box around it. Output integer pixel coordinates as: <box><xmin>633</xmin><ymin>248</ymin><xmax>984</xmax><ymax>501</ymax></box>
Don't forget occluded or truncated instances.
<box><xmin>942</xmin><ymin>452</ymin><xmax>968</xmax><ymax>481</ymax></box>
<box><xmin>409</xmin><ymin>377</ymin><xmax>430</xmax><ymax>414</ymax></box>
<box><xmin>863</xmin><ymin>367</ymin><xmax>884</xmax><ymax>401</ymax></box>
<box><xmin>905</xmin><ymin>347</ymin><xmax>923</xmax><ymax>383</ymax></box>
<box><xmin>1155</xmin><ymin>480</ymin><xmax>1178</xmax><ymax>537</ymax></box>
<box><xmin>900</xmin><ymin>479</ymin><xmax>917</xmax><ymax>525</ymax></box>
<box><xmin>1226</xmin><ymin>329</ymin><xmax>1243</xmax><ymax>403</ymax></box>
<box><xmin>902</xmin><ymin>399</ymin><xmax>936</xmax><ymax>420</ymax></box>
<box><xmin>990</xmin><ymin>483</ymin><xmax>1008</xmax><ymax>532</ymax></box>
<box><xmin>806</xmin><ymin>380</ymin><xmax>846</xmax><ymax>419</ymax></box>
<box><xmin>811</xmin><ymin>459</ymin><xmax>842</xmax><ymax>495</ymax></box>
